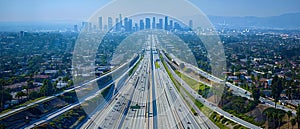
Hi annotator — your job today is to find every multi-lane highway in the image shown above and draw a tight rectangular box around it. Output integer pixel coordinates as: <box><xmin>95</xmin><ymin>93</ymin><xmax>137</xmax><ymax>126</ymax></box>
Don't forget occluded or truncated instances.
<box><xmin>152</xmin><ymin>35</ymin><xmax>217</xmax><ymax>129</ymax></box>
<box><xmin>22</xmin><ymin>55</ymin><xmax>141</xmax><ymax>128</ymax></box>
<box><xmin>0</xmin><ymin>56</ymin><xmax>139</xmax><ymax>121</ymax></box>
<box><xmin>81</xmin><ymin>38</ymin><xmax>152</xmax><ymax>129</ymax></box>
<box><xmin>81</xmin><ymin>35</ymin><xmax>217</xmax><ymax>129</ymax></box>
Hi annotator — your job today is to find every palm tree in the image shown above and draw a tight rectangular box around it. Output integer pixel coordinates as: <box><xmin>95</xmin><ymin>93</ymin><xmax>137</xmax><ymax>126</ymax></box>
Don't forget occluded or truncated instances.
<box><xmin>16</xmin><ymin>91</ymin><xmax>26</xmax><ymax>102</ymax></box>
<box><xmin>26</xmin><ymin>81</ymin><xmax>34</xmax><ymax>100</ymax></box>
<box><xmin>266</xmin><ymin>111</ymin><xmax>271</xmax><ymax>128</ymax></box>
<box><xmin>291</xmin><ymin>118</ymin><xmax>296</xmax><ymax>129</ymax></box>
<box><xmin>297</xmin><ymin>104</ymin><xmax>300</xmax><ymax>129</ymax></box>
<box><xmin>277</xmin><ymin>112</ymin><xmax>284</xmax><ymax>129</ymax></box>
<box><xmin>288</xmin><ymin>111</ymin><xmax>292</xmax><ymax>129</ymax></box>
<box><xmin>272</xmin><ymin>112</ymin><xmax>277</xmax><ymax>128</ymax></box>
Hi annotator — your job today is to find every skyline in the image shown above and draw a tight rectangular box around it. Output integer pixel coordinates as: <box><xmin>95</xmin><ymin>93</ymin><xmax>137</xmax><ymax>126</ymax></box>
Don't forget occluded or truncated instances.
<box><xmin>0</xmin><ymin>0</ymin><xmax>300</xmax><ymax>22</ymax></box>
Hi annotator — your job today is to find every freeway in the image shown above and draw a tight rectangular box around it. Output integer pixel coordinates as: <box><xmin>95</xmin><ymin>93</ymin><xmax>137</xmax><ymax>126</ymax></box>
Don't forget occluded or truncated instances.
<box><xmin>0</xmin><ymin>56</ymin><xmax>139</xmax><ymax>120</ymax></box>
<box><xmin>153</xmin><ymin>35</ymin><xmax>216</xmax><ymax>129</ymax></box>
<box><xmin>150</xmin><ymin>35</ymin><xmax>158</xmax><ymax>129</ymax></box>
<box><xmin>81</xmin><ymin>46</ymin><xmax>150</xmax><ymax>129</ymax></box>
<box><xmin>81</xmin><ymin>34</ymin><xmax>215</xmax><ymax>129</ymax></box>
<box><xmin>161</xmin><ymin>52</ymin><xmax>262</xmax><ymax>129</ymax></box>
<box><xmin>21</xmin><ymin>55</ymin><xmax>141</xmax><ymax>128</ymax></box>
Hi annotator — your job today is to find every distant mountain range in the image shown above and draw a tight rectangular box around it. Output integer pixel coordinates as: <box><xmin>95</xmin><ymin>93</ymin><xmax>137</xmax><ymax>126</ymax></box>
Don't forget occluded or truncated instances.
<box><xmin>208</xmin><ymin>13</ymin><xmax>300</xmax><ymax>29</ymax></box>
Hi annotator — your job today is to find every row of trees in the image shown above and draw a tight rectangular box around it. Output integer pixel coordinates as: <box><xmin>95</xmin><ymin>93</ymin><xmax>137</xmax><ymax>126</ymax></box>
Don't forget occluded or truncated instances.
<box><xmin>0</xmin><ymin>78</ymin><xmax>56</xmax><ymax>110</ymax></box>
<box><xmin>0</xmin><ymin>79</ymin><xmax>12</xmax><ymax>110</ymax></box>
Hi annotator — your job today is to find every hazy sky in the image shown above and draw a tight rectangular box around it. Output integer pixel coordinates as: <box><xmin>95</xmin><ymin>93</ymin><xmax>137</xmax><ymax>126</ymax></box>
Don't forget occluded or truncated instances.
<box><xmin>0</xmin><ymin>0</ymin><xmax>299</xmax><ymax>21</ymax></box>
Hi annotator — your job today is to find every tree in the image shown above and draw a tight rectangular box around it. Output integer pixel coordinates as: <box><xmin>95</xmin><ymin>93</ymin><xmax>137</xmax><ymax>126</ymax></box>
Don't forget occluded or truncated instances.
<box><xmin>0</xmin><ymin>79</ymin><xmax>12</xmax><ymax>109</ymax></box>
<box><xmin>291</xmin><ymin>118</ymin><xmax>296</xmax><ymax>129</ymax></box>
<box><xmin>40</xmin><ymin>79</ymin><xmax>54</xmax><ymax>96</ymax></box>
<box><xmin>266</xmin><ymin>111</ymin><xmax>271</xmax><ymax>127</ymax></box>
<box><xmin>16</xmin><ymin>91</ymin><xmax>26</xmax><ymax>101</ymax></box>
<box><xmin>0</xmin><ymin>90</ymin><xmax>12</xmax><ymax>109</ymax></box>
<box><xmin>277</xmin><ymin>111</ymin><xmax>284</xmax><ymax>129</ymax></box>
<box><xmin>288</xmin><ymin>110</ymin><xmax>292</xmax><ymax>129</ymax></box>
<box><xmin>67</xmin><ymin>80</ymin><xmax>74</xmax><ymax>88</ymax></box>
<box><xmin>263</xmin><ymin>107</ymin><xmax>286</xmax><ymax>128</ymax></box>
<box><xmin>29</xmin><ymin>91</ymin><xmax>39</xmax><ymax>100</ymax></box>
<box><xmin>297</xmin><ymin>105</ymin><xmax>300</xmax><ymax>129</ymax></box>
<box><xmin>27</xmin><ymin>81</ymin><xmax>34</xmax><ymax>97</ymax></box>
<box><xmin>252</xmin><ymin>88</ymin><xmax>260</xmax><ymax>103</ymax></box>
<box><xmin>271</xmin><ymin>75</ymin><xmax>283</xmax><ymax>108</ymax></box>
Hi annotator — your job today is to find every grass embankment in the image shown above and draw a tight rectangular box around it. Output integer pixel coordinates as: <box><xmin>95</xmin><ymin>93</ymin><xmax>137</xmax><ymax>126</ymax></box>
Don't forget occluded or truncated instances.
<box><xmin>0</xmin><ymin>96</ymin><xmax>49</xmax><ymax>116</ymax></box>
<box><xmin>16</xmin><ymin>96</ymin><xmax>48</xmax><ymax>108</ymax></box>
<box><xmin>175</xmin><ymin>70</ymin><xmax>210</xmax><ymax>97</ymax></box>
<box><xmin>129</xmin><ymin>55</ymin><xmax>143</xmax><ymax>76</ymax></box>
<box><xmin>155</xmin><ymin>61</ymin><xmax>160</xmax><ymax>68</ymax></box>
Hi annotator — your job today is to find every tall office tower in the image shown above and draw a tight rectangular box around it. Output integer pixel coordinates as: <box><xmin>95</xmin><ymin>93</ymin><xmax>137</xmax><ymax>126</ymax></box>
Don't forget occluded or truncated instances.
<box><xmin>134</xmin><ymin>23</ymin><xmax>139</xmax><ymax>31</ymax></box>
<box><xmin>88</xmin><ymin>22</ymin><xmax>92</xmax><ymax>32</ymax></box>
<box><xmin>189</xmin><ymin>20</ymin><xmax>193</xmax><ymax>29</ymax></box>
<box><xmin>108</xmin><ymin>17</ymin><xmax>113</xmax><ymax>30</ymax></box>
<box><xmin>145</xmin><ymin>18</ymin><xmax>151</xmax><ymax>29</ymax></box>
<box><xmin>98</xmin><ymin>17</ymin><xmax>103</xmax><ymax>31</ymax></box>
<box><xmin>140</xmin><ymin>19</ymin><xmax>145</xmax><ymax>30</ymax></box>
<box><xmin>119</xmin><ymin>14</ymin><xmax>123</xmax><ymax>27</ymax></box>
<box><xmin>164</xmin><ymin>16</ymin><xmax>169</xmax><ymax>30</ymax></box>
<box><xmin>82</xmin><ymin>22</ymin><xmax>88</xmax><ymax>31</ymax></box>
<box><xmin>74</xmin><ymin>25</ymin><xmax>78</xmax><ymax>32</ymax></box>
<box><xmin>152</xmin><ymin>17</ymin><xmax>156</xmax><ymax>29</ymax></box>
<box><xmin>19</xmin><ymin>31</ymin><xmax>25</xmax><ymax>37</ymax></box>
<box><xmin>169</xmin><ymin>20</ymin><xmax>173</xmax><ymax>30</ymax></box>
<box><xmin>115</xmin><ymin>18</ymin><xmax>120</xmax><ymax>31</ymax></box>
<box><xmin>174</xmin><ymin>22</ymin><xmax>181</xmax><ymax>30</ymax></box>
<box><xmin>158</xmin><ymin>18</ymin><xmax>163</xmax><ymax>29</ymax></box>
<box><xmin>124</xmin><ymin>17</ymin><xmax>129</xmax><ymax>32</ymax></box>
<box><xmin>81</xmin><ymin>22</ymin><xmax>86</xmax><ymax>28</ymax></box>
<box><xmin>129</xmin><ymin>19</ymin><xmax>133</xmax><ymax>32</ymax></box>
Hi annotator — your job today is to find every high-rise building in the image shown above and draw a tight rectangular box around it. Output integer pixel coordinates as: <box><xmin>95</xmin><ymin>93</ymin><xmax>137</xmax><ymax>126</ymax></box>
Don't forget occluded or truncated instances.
<box><xmin>119</xmin><ymin>14</ymin><xmax>123</xmax><ymax>27</ymax></box>
<box><xmin>189</xmin><ymin>20</ymin><xmax>193</xmax><ymax>29</ymax></box>
<box><xmin>81</xmin><ymin>22</ymin><xmax>86</xmax><ymax>28</ymax></box>
<box><xmin>74</xmin><ymin>25</ymin><xmax>78</xmax><ymax>32</ymax></box>
<box><xmin>134</xmin><ymin>23</ymin><xmax>138</xmax><ymax>31</ymax></box>
<box><xmin>174</xmin><ymin>22</ymin><xmax>181</xmax><ymax>30</ymax></box>
<box><xmin>169</xmin><ymin>20</ymin><xmax>173</xmax><ymax>30</ymax></box>
<box><xmin>108</xmin><ymin>17</ymin><xmax>113</xmax><ymax>30</ymax></box>
<box><xmin>82</xmin><ymin>22</ymin><xmax>88</xmax><ymax>31</ymax></box>
<box><xmin>145</xmin><ymin>18</ymin><xmax>151</xmax><ymax>29</ymax></box>
<box><xmin>98</xmin><ymin>17</ymin><xmax>103</xmax><ymax>31</ymax></box>
<box><xmin>116</xmin><ymin>18</ymin><xmax>120</xmax><ymax>31</ymax></box>
<box><xmin>140</xmin><ymin>19</ymin><xmax>145</xmax><ymax>30</ymax></box>
<box><xmin>19</xmin><ymin>31</ymin><xmax>25</xmax><ymax>37</ymax></box>
<box><xmin>152</xmin><ymin>17</ymin><xmax>156</xmax><ymax>29</ymax></box>
<box><xmin>124</xmin><ymin>17</ymin><xmax>130</xmax><ymax>32</ymax></box>
<box><xmin>164</xmin><ymin>16</ymin><xmax>169</xmax><ymax>30</ymax></box>
<box><xmin>158</xmin><ymin>18</ymin><xmax>163</xmax><ymax>29</ymax></box>
<box><xmin>88</xmin><ymin>22</ymin><xmax>92</xmax><ymax>32</ymax></box>
<box><xmin>129</xmin><ymin>19</ymin><xmax>133</xmax><ymax>32</ymax></box>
